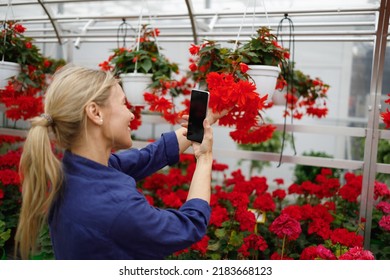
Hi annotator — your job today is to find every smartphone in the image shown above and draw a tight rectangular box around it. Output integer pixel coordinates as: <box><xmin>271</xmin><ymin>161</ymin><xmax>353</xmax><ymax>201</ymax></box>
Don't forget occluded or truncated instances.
<box><xmin>187</xmin><ymin>89</ymin><xmax>210</xmax><ymax>143</ymax></box>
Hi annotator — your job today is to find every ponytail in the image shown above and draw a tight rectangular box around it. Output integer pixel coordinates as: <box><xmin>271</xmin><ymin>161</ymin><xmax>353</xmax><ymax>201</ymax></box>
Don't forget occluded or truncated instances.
<box><xmin>15</xmin><ymin>116</ymin><xmax>63</xmax><ymax>259</ymax></box>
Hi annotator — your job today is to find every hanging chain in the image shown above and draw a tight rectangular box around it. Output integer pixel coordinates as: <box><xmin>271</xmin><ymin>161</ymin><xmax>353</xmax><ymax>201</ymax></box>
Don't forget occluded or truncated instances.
<box><xmin>116</xmin><ymin>18</ymin><xmax>135</xmax><ymax>49</ymax></box>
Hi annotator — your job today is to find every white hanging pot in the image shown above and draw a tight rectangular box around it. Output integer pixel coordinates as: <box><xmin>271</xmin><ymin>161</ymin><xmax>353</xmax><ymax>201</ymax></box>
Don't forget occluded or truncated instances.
<box><xmin>247</xmin><ymin>65</ymin><xmax>280</xmax><ymax>102</ymax></box>
<box><xmin>120</xmin><ymin>72</ymin><xmax>153</xmax><ymax>106</ymax></box>
<box><xmin>0</xmin><ymin>61</ymin><xmax>21</xmax><ymax>89</ymax></box>
<box><xmin>272</xmin><ymin>88</ymin><xmax>287</xmax><ymax>106</ymax></box>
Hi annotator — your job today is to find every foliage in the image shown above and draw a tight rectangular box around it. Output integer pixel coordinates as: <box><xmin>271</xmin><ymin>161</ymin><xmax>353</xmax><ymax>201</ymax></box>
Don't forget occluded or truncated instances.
<box><xmin>0</xmin><ymin>135</ymin><xmax>24</xmax><ymax>259</ymax></box>
<box><xmin>101</xmin><ymin>25</ymin><xmax>178</xmax><ymax>80</ymax></box>
<box><xmin>135</xmin><ymin>155</ymin><xmax>388</xmax><ymax>260</ymax></box>
<box><xmin>99</xmin><ymin>24</ymin><xmax>193</xmax><ymax>126</ymax></box>
<box><xmin>188</xmin><ymin>27</ymin><xmax>289</xmax><ymax>87</ymax></box>
<box><xmin>188</xmin><ymin>40</ymin><xmax>244</xmax><ymax>88</ymax></box>
<box><xmin>0</xmin><ymin>21</ymin><xmax>66</xmax><ymax>123</ymax></box>
<box><xmin>0</xmin><ymin>21</ymin><xmax>42</xmax><ymax>66</ymax></box>
<box><xmin>275</xmin><ymin>64</ymin><xmax>330</xmax><ymax>119</ymax></box>
<box><xmin>0</xmin><ymin>220</ymin><xmax>11</xmax><ymax>250</ymax></box>
<box><xmin>188</xmin><ymin>29</ymin><xmax>289</xmax><ymax>144</ymax></box>
<box><xmin>238</xmin><ymin>26</ymin><xmax>290</xmax><ymax>67</ymax></box>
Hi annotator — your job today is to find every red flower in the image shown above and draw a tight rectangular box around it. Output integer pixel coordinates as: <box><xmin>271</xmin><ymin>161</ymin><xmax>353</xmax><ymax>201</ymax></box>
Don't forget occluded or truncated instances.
<box><xmin>272</xmin><ymin>189</ymin><xmax>286</xmax><ymax>200</ymax></box>
<box><xmin>378</xmin><ymin>215</ymin><xmax>390</xmax><ymax>231</ymax></box>
<box><xmin>270</xmin><ymin>252</ymin><xmax>293</xmax><ymax>260</ymax></box>
<box><xmin>14</xmin><ymin>24</ymin><xmax>26</xmax><ymax>33</ymax></box>
<box><xmin>274</xmin><ymin>178</ymin><xmax>284</xmax><ymax>185</ymax></box>
<box><xmin>376</xmin><ymin>201</ymin><xmax>390</xmax><ymax>214</ymax></box>
<box><xmin>269</xmin><ymin>213</ymin><xmax>302</xmax><ymax>241</ymax></box>
<box><xmin>212</xmin><ymin>160</ymin><xmax>229</xmax><ymax>172</ymax></box>
<box><xmin>300</xmin><ymin>245</ymin><xmax>336</xmax><ymax>260</ymax></box>
<box><xmin>338</xmin><ymin>246</ymin><xmax>374</xmax><ymax>260</ymax></box>
<box><xmin>235</xmin><ymin>207</ymin><xmax>256</xmax><ymax>232</ymax></box>
<box><xmin>209</xmin><ymin>205</ymin><xmax>229</xmax><ymax>227</ymax></box>
<box><xmin>307</xmin><ymin>218</ymin><xmax>331</xmax><ymax>240</ymax></box>
<box><xmin>160</xmin><ymin>192</ymin><xmax>182</xmax><ymax>208</ymax></box>
<box><xmin>253</xmin><ymin>193</ymin><xmax>276</xmax><ymax>212</ymax></box>
<box><xmin>190</xmin><ymin>235</ymin><xmax>209</xmax><ymax>255</ymax></box>
<box><xmin>239</xmin><ymin>62</ymin><xmax>249</xmax><ymax>73</ymax></box>
<box><xmin>330</xmin><ymin>228</ymin><xmax>363</xmax><ymax>247</ymax></box>
<box><xmin>189</xmin><ymin>63</ymin><xmax>198</xmax><ymax>72</ymax></box>
<box><xmin>25</xmin><ymin>42</ymin><xmax>32</xmax><ymax>49</ymax></box>
<box><xmin>0</xmin><ymin>169</ymin><xmax>20</xmax><ymax>186</ymax></box>
<box><xmin>238</xmin><ymin>233</ymin><xmax>268</xmax><ymax>257</ymax></box>
<box><xmin>189</xmin><ymin>44</ymin><xmax>200</xmax><ymax>55</ymax></box>
<box><xmin>374</xmin><ymin>181</ymin><xmax>390</xmax><ymax>199</ymax></box>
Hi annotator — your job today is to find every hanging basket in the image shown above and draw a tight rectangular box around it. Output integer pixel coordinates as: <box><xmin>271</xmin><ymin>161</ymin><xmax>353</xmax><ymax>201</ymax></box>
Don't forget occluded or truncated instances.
<box><xmin>0</xmin><ymin>61</ymin><xmax>21</xmax><ymax>89</ymax></box>
<box><xmin>120</xmin><ymin>72</ymin><xmax>153</xmax><ymax>106</ymax></box>
<box><xmin>247</xmin><ymin>65</ymin><xmax>280</xmax><ymax>101</ymax></box>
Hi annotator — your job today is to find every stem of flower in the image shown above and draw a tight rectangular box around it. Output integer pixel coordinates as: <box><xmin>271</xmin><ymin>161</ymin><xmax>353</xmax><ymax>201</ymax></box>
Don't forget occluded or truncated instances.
<box><xmin>281</xmin><ymin>234</ymin><xmax>286</xmax><ymax>260</ymax></box>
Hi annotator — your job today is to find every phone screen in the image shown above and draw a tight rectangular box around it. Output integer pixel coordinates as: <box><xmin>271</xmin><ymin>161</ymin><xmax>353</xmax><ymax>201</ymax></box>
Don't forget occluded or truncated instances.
<box><xmin>187</xmin><ymin>89</ymin><xmax>210</xmax><ymax>143</ymax></box>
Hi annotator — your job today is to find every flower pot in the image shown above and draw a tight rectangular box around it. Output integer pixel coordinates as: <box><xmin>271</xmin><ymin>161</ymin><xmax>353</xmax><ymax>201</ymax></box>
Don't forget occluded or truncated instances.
<box><xmin>120</xmin><ymin>73</ymin><xmax>153</xmax><ymax>106</ymax></box>
<box><xmin>0</xmin><ymin>61</ymin><xmax>21</xmax><ymax>89</ymax></box>
<box><xmin>272</xmin><ymin>88</ymin><xmax>287</xmax><ymax>106</ymax></box>
<box><xmin>247</xmin><ymin>65</ymin><xmax>280</xmax><ymax>102</ymax></box>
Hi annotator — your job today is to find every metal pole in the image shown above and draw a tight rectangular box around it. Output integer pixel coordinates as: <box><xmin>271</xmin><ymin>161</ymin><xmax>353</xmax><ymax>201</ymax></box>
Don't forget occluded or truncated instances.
<box><xmin>359</xmin><ymin>0</ymin><xmax>390</xmax><ymax>249</ymax></box>
<box><xmin>184</xmin><ymin>0</ymin><xmax>198</xmax><ymax>44</ymax></box>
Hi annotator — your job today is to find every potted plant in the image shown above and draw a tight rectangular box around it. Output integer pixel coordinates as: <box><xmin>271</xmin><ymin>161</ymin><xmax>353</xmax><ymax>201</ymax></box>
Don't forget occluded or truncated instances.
<box><xmin>0</xmin><ymin>21</ymin><xmax>66</xmax><ymax>127</ymax></box>
<box><xmin>274</xmin><ymin>64</ymin><xmax>330</xmax><ymax>119</ymax></box>
<box><xmin>238</xmin><ymin>26</ymin><xmax>290</xmax><ymax>101</ymax></box>
<box><xmin>99</xmin><ymin>24</ymin><xmax>180</xmax><ymax>106</ymax></box>
<box><xmin>0</xmin><ymin>21</ymin><xmax>43</xmax><ymax>88</ymax></box>
<box><xmin>188</xmin><ymin>40</ymin><xmax>277</xmax><ymax>144</ymax></box>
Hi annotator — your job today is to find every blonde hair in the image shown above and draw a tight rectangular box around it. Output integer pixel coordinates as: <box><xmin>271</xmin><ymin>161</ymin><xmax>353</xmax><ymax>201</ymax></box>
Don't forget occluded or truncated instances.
<box><xmin>15</xmin><ymin>65</ymin><xmax>117</xmax><ymax>259</ymax></box>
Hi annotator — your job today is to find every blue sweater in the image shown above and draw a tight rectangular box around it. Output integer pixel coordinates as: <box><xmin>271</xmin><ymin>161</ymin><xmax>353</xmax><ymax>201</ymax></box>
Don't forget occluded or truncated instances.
<box><xmin>49</xmin><ymin>132</ymin><xmax>211</xmax><ymax>260</ymax></box>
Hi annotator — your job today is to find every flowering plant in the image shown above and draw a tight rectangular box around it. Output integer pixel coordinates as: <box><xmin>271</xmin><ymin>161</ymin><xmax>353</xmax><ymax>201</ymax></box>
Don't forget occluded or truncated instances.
<box><xmin>188</xmin><ymin>39</ymin><xmax>278</xmax><ymax>144</ymax></box>
<box><xmin>0</xmin><ymin>135</ymin><xmax>23</xmax><ymax>259</ymax></box>
<box><xmin>135</xmin><ymin>154</ymin><xmax>389</xmax><ymax>260</ymax></box>
<box><xmin>238</xmin><ymin>26</ymin><xmax>290</xmax><ymax>67</ymax></box>
<box><xmin>100</xmin><ymin>24</ymin><xmax>193</xmax><ymax>126</ymax></box>
<box><xmin>0</xmin><ymin>21</ymin><xmax>42</xmax><ymax>67</ymax></box>
<box><xmin>381</xmin><ymin>94</ymin><xmax>390</xmax><ymax>128</ymax></box>
<box><xmin>0</xmin><ymin>21</ymin><xmax>66</xmax><ymax>123</ymax></box>
<box><xmin>100</xmin><ymin>24</ymin><xmax>178</xmax><ymax>80</ymax></box>
<box><xmin>275</xmin><ymin>64</ymin><xmax>330</xmax><ymax>119</ymax></box>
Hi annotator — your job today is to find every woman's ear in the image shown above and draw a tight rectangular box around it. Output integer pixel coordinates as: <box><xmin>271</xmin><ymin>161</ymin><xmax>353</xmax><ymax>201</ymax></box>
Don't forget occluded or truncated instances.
<box><xmin>85</xmin><ymin>102</ymin><xmax>103</xmax><ymax>125</ymax></box>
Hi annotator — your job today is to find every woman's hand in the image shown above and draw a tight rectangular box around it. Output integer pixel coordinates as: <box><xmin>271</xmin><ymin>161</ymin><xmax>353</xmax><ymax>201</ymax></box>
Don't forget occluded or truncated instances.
<box><xmin>191</xmin><ymin>119</ymin><xmax>213</xmax><ymax>160</ymax></box>
<box><xmin>206</xmin><ymin>108</ymin><xmax>232</xmax><ymax>125</ymax></box>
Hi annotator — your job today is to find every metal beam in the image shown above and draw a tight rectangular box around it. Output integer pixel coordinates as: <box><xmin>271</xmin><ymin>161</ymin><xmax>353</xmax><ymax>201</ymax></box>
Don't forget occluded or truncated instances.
<box><xmin>185</xmin><ymin>0</ymin><xmax>198</xmax><ymax>44</ymax></box>
<box><xmin>359</xmin><ymin>0</ymin><xmax>390</xmax><ymax>249</ymax></box>
<box><xmin>37</xmin><ymin>0</ymin><xmax>63</xmax><ymax>45</ymax></box>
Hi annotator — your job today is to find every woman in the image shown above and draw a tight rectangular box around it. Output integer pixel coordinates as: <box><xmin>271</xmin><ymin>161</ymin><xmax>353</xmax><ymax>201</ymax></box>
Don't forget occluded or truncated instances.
<box><xmin>15</xmin><ymin>65</ymin><xmax>216</xmax><ymax>260</ymax></box>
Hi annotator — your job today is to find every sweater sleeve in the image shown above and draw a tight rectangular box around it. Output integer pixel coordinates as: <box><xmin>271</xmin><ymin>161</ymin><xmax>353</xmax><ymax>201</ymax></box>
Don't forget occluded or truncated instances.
<box><xmin>109</xmin><ymin>197</ymin><xmax>211</xmax><ymax>259</ymax></box>
<box><xmin>108</xmin><ymin>131</ymin><xmax>179</xmax><ymax>181</ymax></box>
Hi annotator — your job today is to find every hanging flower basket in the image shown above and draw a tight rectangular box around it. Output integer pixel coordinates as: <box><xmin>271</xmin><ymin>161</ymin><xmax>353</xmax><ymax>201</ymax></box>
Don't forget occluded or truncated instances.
<box><xmin>0</xmin><ymin>61</ymin><xmax>20</xmax><ymax>89</ymax></box>
<box><xmin>119</xmin><ymin>72</ymin><xmax>152</xmax><ymax>106</ymax></box>
<box><xmin>247</xmin><ymin>65</ymin><xmax>280</xmax><ymax>101</ymax></box>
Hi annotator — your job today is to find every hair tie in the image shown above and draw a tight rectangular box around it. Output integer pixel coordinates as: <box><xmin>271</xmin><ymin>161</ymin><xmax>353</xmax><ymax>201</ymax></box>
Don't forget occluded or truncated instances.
<box><xmin>41</xmin><ymin>113</ymin><xmax>53</xmax><ymax>126</ymax></box>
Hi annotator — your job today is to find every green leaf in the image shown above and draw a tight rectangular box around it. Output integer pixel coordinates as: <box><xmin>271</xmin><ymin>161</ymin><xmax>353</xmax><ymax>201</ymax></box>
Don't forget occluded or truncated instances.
<box><xmin>215</xmin><ymin>228</ymin><xmax>226</xmax><ymax>239</ymax></box>
<box><xmin>140</xmin><ymin>59</ymin><xmax>152</xmax><ymax>73</ymax></box>
<box><xmin>229</xmin><ymin>230</ymin><xmax>243</xmax><ymax>247</ymax></box>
